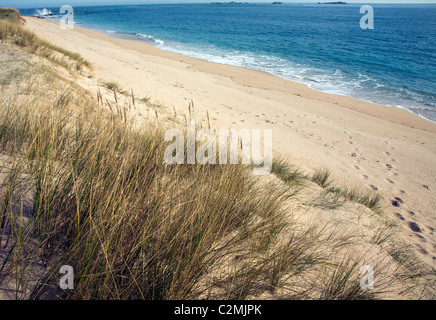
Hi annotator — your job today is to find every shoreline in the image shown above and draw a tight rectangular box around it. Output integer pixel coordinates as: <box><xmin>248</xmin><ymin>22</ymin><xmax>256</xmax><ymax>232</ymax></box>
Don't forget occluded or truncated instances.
<box><xmin>110</xmin><ymin>30</ymin><xmax>436</xmax><ymax>125</ymax></box>
<box><xmin>24</xmin><ymin>17</ymin><xmax>436</xmax><ymax>268</ymax></box>
<box><xmin>84</xmin><ymin>25</ymin><xmax>436</xmax><ymax>132</ymax></box>
<box><xmin>29</xmin><ymin>13</ymin><xmax>436</xmax><ymax>126</ymax></box>
<box><xmin>109</xmin><ymin>29</ymin><xmax>436</xmax><ymax>125</ymax></box>
<box><xmin>25</xmin><ymin>10</ymin><xmax>436</xmax><ymax>124</ymax></box>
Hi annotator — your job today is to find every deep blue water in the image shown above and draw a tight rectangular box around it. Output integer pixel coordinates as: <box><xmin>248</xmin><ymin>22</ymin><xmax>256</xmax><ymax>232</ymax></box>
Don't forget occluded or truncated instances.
<box><xmin>21</xmin><ymin>4</ymin><xmax>436</xmax><ymax>122</ymax></box>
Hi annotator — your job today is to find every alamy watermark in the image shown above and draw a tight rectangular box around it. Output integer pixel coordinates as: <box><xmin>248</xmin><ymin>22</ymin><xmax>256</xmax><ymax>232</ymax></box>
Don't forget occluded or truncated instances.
<box><xmin>59</xmin><ymin>265</ymin><xmax>74</xmax><ymax>290</ymax></box>
<box><xmin>57</xmin><ymin>5</ymin><xmax>373</xmax><ymax>31</ymax></box>
<box><xmin>59</xmin><ymin>5</ymin><xmax>74</xmax><ymax>30</ymax></box>
<box><xmin>360</xmin><ymin>5</ymin><xmax>374</xmax><ymax>30</ymax></box>
<box><xmin>164</xmin><ymin>121</ymin><xmax>272</xmax><ymax>175</ymax></box>
<box><xmin>359</xmin><ymin>265</ymin><xmax>374</xmax><ymax>290</ymax></box>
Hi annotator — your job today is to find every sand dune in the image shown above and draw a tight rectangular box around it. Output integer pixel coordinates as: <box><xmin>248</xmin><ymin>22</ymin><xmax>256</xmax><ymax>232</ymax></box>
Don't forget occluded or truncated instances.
<box><xmin>25</xmin><ymin>17</ymin><xmax>436</xmax><ymax>271</ymax></box>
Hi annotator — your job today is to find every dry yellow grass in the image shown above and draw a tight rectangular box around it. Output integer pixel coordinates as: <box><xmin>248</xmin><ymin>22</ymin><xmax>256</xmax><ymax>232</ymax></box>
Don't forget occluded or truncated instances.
<box><xmin>0</xmin><ymin>13</ymin><xmax>434</xmax><ymax>300</ymax></box>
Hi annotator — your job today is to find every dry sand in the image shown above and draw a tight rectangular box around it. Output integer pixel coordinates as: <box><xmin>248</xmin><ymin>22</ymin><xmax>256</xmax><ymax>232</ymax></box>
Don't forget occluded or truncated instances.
<box><xmin>25</xmin><ymin>17</ymin><xmax>436</xmax><ymax>271</ymax></box>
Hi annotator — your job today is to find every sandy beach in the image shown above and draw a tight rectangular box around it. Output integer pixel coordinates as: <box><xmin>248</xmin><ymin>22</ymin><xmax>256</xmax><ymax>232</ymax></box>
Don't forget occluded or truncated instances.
<box><xmin>24</xmin><ymin>17</ymin><xmax>436</xmax><ymax>271</ymax></box>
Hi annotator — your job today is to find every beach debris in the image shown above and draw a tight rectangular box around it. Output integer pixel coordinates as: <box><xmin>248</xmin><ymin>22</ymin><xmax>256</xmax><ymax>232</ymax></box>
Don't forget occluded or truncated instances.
<box><xmin>422</xmin><ymin>184</ymin><xmax>430</xmax><ymax>190</ymax></box>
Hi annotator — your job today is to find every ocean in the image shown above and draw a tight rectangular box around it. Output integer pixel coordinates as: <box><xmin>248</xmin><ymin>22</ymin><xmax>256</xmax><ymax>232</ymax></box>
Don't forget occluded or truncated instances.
<box><xmin>21</xmin><ymin>3</ymin><xmax>436</xmax><ymax>122</ymax></box>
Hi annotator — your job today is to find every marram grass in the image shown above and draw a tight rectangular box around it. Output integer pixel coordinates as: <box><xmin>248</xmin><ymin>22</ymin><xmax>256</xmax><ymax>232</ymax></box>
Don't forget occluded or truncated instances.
<box><xmin>0</xmin><ymin>14</ymin><xmax>429</xmax><ymax>300</ymax></box>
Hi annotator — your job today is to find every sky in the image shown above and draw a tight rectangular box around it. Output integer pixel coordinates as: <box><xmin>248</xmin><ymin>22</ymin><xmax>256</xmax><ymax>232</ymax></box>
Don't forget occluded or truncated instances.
<box><xmin>2</xmin><ymin>0</ymin><xmax>436</xmax><ymax>9</ymax></box>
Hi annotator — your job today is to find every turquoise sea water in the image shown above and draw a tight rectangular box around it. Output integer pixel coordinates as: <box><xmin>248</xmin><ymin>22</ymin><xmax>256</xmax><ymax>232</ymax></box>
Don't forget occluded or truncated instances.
<box><xmin>21</xmin><ymin>3</ymin><xmax>436</xmax><ymax>122</ymax></box>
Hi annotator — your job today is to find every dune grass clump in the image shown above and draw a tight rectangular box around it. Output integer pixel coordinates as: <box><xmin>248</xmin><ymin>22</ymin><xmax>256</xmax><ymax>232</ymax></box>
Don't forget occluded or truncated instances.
<box><xmin>0</xmin><ymin>71</ymin><xmax>331</xmax><ymax>299</ymax></box>
<box><xmin>342</xmin><ymin>187</ymin><xmax>383</xmax><ymax>214</ymax></box>
<box><xmin>311</xmin><ymin>169</ymin><xmax>332</xmax><ymax>189</ymax></box>
<box><xmin>309</xmin><ymin>168</ymin><xmax>383</xmax><ymax>214</ymax></box>
<box><xmin>0</xmin><ymin>14</ymin><xmax>91</xmax><ymax>71</ymax></box>
<box><xmin>271</xmin><ymin>158</ymin><xmax>306</xmax><ymax>187</ymax></box>
<box><xmin>101</xmin><ymin>80</ymin><xmax>123</xmax><ymax>93</ymax></box>
<box><xmin>0</xmin><ymin>8</ymin><xmax>25</xmax><ymax>24</ymax></box>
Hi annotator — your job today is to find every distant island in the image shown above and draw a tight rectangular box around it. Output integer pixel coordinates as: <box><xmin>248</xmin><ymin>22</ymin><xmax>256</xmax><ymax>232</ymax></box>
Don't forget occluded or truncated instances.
<box><xmin>318</xmin><ymin>1</ymin><xmax>347</xmax><ymax>4</ymax></box>
<box><xmin>211</xmin><ymin>1</ymin><xmax>283</xmax><ymax>4</ymax></box>
<box><xmin>211</xmin><ymin>2</ymin><xmax>247</xmax><ymax>4</ymax></box>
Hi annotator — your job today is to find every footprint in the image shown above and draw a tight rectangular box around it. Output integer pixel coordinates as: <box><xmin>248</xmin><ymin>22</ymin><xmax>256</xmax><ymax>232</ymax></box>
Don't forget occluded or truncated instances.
<box><xmin>416</xmin><ymin>244</ymin><xmax>428</xmax><ymax>255</ymax></box>
<box><xmin>386</xmin><ymin>178</ymin><xmax>395</xmax><ymax>184</ymax></box>
<box><xmin>370</xmin><ymin>185</ymin><xmax>378</xmax><ymax>191</ymax></box>
<box><xmin>391</xmin><ymin>200</ymin><xmax>401</xmax><ymax>207</ymax></box>
<box><xmin>408</xmin><ymin>222</ymin><xmax>422</xmax><ymax>233</ymax></box>
<box><xmin>395</xmin><ymin>212</ymin><xmax>405</xmax><ymax>221</ymax></box>
<box><xmin>394</xmin><ymin>197</ymin><xmax>403</xmax><ymax>204</ymax></box>
<box><xmin>415</xmin><ymin>234</ymin><xmax>426</xmax><ymax>242</ymax></box>
<box><xmin>354</xmin><ymin>166</ymin><xmax>360</xmax><ymax>170</ymax></box>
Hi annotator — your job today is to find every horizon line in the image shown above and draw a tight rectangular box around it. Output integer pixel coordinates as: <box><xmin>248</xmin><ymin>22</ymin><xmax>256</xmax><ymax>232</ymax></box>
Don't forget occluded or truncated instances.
<box><xmin>10</xmin><ymin>2</ymin><xmax>436</xmax><ymax>9</ymax></box>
